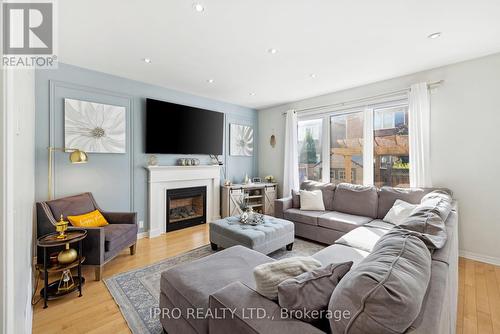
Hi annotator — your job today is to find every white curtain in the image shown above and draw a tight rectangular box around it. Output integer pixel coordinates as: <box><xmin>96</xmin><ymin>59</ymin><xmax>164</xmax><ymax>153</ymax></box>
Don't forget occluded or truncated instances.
<box><xmin>321</xmin><ymin>116</ymin><xmax>331</xmax><ymax>183</ymax></box>
<box><xmin>363</xmin><ymin>107</ymin><xmax>374</xmax><ymax>185</ymax></box>
<box><xmin>409</xmin><ymin>82</ymin><xmax>432</xmax><ymax>187</ymax></box>
<box><xmin>283</xmin><ymin>110</ymin><xmax>299</xmax><ymax>197</ymax></box>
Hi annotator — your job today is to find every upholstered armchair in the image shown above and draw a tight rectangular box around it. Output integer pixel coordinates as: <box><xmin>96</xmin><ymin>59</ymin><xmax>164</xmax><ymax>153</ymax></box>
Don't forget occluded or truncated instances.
<box><xmin>36</xmin><ymin>192</ymin><xmax>138</xmax><ymax>280</ymax></box>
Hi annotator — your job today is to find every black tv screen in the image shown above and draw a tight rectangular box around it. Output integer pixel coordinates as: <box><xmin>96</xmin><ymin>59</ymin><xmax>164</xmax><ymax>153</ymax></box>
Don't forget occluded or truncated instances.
<box><xmin>145</xmin><ymin>98</ymin><xmax>224</xmax><ymax>155</ymax></box>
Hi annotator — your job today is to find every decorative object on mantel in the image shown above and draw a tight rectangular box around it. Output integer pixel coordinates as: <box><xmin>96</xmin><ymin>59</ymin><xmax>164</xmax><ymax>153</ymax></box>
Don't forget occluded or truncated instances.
<box><xmin>176</xmin><ymin>158</ymin><xmax>200</xmax><ymax>166</ymax></box>
<box><xmin>47</xmin><ymin>147</ymin><xmax>88</xmax><ymax>200</ymax></box>
<box><xmin>243</xmin><ymin>173</ymin><xmax>251</xmax><ymax>184</ymax></box>
<box><xmin>148</xmin><ymin>155</ymin><xmax>158</xmax><ymax>166</ymax></box>
<box><xmin>230</xmin><ymin>123</ymin><xmax>254</xmax><ymax>156</ymax></box>
<box><xmin>270</xmin><ymin>129</ymin><xmax>276</xmax><ymax>148</ymax></box>
<box><xmin>64</xmin><ymin>98</ymin><xmax>126</xmax><ymax>153</ymax></box>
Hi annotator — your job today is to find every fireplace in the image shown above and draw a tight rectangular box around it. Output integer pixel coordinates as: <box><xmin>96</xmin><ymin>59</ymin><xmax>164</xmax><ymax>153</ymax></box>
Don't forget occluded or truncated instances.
<box><xmin>166</xmin><ymin>186</ymin><xmax>207</xmax><ymax>232</ymax></box>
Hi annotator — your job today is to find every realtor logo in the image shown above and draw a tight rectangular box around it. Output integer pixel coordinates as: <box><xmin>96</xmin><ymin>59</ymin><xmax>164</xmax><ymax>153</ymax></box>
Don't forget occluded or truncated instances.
<box><xmin>2</xmin><ymin>1</ymin><xmax>57</xmax><ymax>68</ymax></box>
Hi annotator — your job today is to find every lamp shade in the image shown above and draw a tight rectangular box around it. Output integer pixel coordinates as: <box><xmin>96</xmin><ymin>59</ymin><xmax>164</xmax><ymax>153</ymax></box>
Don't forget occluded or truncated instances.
<box><xmin>69</xmin><ymin>150</ymin><xmax>88</xmax><ymax>164</ymax></box>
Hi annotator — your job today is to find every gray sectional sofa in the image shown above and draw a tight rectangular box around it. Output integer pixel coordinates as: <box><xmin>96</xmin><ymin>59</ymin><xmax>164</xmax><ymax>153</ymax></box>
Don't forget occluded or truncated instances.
<box><xmin>159</xmin><ymin>182</ymin><xmax>458</xmax><ymax>334</ymax></box>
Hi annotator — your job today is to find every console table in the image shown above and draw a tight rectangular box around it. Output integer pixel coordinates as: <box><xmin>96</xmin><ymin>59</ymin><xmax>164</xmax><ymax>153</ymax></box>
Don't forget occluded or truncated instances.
<box><xmin>221</xmin><ymin>183</ymin><xmax>277</xmax><ymax>218</ymax></box>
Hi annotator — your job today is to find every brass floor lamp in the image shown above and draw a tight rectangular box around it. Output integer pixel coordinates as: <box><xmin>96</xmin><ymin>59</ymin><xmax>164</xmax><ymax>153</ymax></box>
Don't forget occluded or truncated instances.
<box><xmin>47</xmin><ymin>147</ymin><xmax>88</xmax><ymax>200</ymax></box>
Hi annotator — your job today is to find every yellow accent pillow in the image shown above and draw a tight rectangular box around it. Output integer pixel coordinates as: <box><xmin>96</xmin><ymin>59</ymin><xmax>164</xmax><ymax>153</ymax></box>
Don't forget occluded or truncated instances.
<box><xmin>67</xmin><ymin>210</ymin><xmax>109</xmax><ymax>227</ymax></box>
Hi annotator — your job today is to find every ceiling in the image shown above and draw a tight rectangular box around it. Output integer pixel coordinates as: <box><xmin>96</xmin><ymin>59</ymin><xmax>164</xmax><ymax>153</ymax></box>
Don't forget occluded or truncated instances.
<box><xmin>58</xmin><ymin>0</ymin><xmax>500</xmax><ymax>109</ymax></box>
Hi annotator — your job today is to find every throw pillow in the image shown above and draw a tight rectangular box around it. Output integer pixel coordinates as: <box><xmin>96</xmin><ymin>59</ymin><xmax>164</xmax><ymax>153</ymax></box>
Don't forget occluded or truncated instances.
<box><xmin>67</xmin><ymin>209</ymin><xmax>109</xmax><ymax>227</ymax></box>
<box><xmin>253</xmin><ymin>256</ymin><xmax>322</xmax><ymax>300</ymax></box>
<box><xmin>383</xmin><ymin>199</ymin><xmax>418</xmax><ymax>225</ymax></box>
<box><xmin>299</xmin><ymin>190</ymin><xmax>325</xmax><ymax>211</ymax></box>
<box><xmin>329</xmin><ymin>229</ymin><xmax>432</xmax><ymax>334</ymax></box>
<box><xmin>278</xmin><ymin>262</ymin><xmax>353</xmax><ymax>325</ymax></box>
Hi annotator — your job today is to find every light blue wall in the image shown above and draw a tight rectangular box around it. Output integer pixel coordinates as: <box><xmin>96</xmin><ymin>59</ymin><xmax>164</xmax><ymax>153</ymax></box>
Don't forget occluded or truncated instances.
<box><xmin>35</xmin><ymin>63</ymin><xmax>258</xmax><ymax>232</ymax></box>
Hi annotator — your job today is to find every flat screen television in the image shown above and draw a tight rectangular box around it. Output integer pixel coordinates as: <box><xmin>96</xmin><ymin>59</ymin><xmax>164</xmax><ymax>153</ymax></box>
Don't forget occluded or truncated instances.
<box><xmin>145</xmin><ymin>98</ymin><xmax>224</xmax><ymax>155</ymax></box>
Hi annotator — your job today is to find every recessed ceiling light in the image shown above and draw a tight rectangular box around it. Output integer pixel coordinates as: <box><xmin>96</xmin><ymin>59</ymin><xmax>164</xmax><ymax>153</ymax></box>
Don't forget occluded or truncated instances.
<box><xmin>142</xmin><ymin>58</ymin><xmax>152</xmax><ymax>64</ymax></box>
<box><xmin>249</xmin><ymin>92</ymin><xmax>256</xmax><ymax>96</ymax></box>
<box><xmin>267</xmin><ymin>48</ymin><xmax>278</xmax><ymax>54</ymax></box>
<box><xmin>193</xmin><ymin>3</ymin><xmax>204</xmax><ymax>12</ymax></box>
<box><xmin>310</xmin><ymin>73</ymin><xmax>317</xmax><ymax>79</ymax></box>
<box><xmin>427</xmin><ymin>32</ymin><xmax>442</xmax><ymax>39</ymax></box>
<box><xmin>206</xmin><ymin>79</ymin><xmax>214</xmax><ymax>83</ymax></box>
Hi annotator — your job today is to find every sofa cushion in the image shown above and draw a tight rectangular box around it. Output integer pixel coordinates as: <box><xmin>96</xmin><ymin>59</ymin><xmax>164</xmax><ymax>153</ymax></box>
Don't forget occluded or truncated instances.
<box><xmin>299</xmin><ymin>190</ymin><xmax>325</xmax><ymax>211</ymax></box>
<box><xmin>329</xmin><ymin>229</ymin><xmax>432</xmax><ymax>334</ymax></box>
<box><xmin>46</xmin><ymin>192</ymin><xmax>97</xmax><ymax>220</ymax></box>
<box><xmin>317</xmin><ymin>211</ymin><xmax>372</xmax><ymax>233</ymax></box>
<box><xmin>161</xmin><ymin>245</ymin><xmax>272</xmax><ymax>334</ymax></box>
<box><xmin>332</xmin><ymin>183</ymin><xmax>378</xmax><ymax>218</ymax></box>
<box><xmin>312</xmin><ymin>244</ymin><xmax>370</xmax><ymax>268</ymax></box>
<box><xmin>377</xmin><ymin>187</ymin><xmax>433</xmax><ymax>219</ymax></box>
<box><xmin>103</xmin><ymin>223</ymin><xmax>138</xmax><ymax>252</ymax></box>
<box><xmin>399</xmin><ymin>191</ymin><xmax>453</xmax><ymax>249</ymax></box>
<box><xmin>292</xmin><ymin>190</ymin><xmax>301</xmax><ymax>208</ymax></box>
<box><xmin>284</xmin><ymin>208</ymin><xmax>325</xmax><ymax>226</ymax></box>
<box><xmin>278</xmin><ymin>261</ymin><xmax>353</xmax><ymax>326</ymax></box>
<box><xmin>300</xmin><ymin>180</ymin><xmax>336</xmax><ymax>211</ymax></box>
<box><xmin>253</xmin><ymin>256</ymin><xmax>322</xmax><ymax>300</ymax></box>
<box><xmin>364</xmin><ymin>219</ymin><xmax>395</xmax><ymax>230</ymax></box>
<box><xmin>335</xmin><ymin>226</ymin><xmax>390</xmax><ymax>253</ymax></box>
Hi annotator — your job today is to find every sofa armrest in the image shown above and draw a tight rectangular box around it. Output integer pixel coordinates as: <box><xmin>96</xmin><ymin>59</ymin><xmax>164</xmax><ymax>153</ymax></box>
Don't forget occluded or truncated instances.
<box><xmin>209</xmin><ymin>282</ymin><xmax>325</xmax><ymax>334</ymax></box>
<box><xmin>274</xmin><ymin>197</ymin><xmax>293</xmax><ymax>218</ymax></box>
<box><xmin>101</xmin><ymin>211</ymin><xmax>137</xmax><ymax>225</ymax></box>
<box><xmin>68</xmin><ymin>226</ymin><xmax>105</xmax><ymax>265</ymax></box>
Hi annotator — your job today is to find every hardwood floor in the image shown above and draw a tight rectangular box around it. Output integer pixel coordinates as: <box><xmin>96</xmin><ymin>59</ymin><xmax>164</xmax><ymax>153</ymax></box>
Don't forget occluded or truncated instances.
<box><xmin>33</xmin><ymin>224</ymin><xmax>500</xmax><ymax>334</ymax></box>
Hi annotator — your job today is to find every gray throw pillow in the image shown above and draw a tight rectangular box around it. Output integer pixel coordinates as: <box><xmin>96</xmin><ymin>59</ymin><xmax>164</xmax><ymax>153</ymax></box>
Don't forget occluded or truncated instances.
<box><xmin>278</xmin><ymin>261</ymin><xmax>353</xmax><ymax>322</ymax></box>
<box><xmin>399</xmin><ymin>190</ymin><xmax>453</xmax><ymax>249</ymax></box>
<box><xmin>329</xmin><ymin>229</ymin><xmax>432</xmax><ymax>334</ymax></box>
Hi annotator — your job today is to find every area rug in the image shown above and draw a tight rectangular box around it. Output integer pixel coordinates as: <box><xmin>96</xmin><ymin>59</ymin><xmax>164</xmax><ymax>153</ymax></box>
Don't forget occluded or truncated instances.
<box><xmin>104</xmin><ymin>238</ymin><xmax>324</xmax><ymax>334</ymax></box>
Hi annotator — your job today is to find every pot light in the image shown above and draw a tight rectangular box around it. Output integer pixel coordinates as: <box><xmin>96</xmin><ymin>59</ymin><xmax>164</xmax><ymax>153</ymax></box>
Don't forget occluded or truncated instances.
<box><xmin>207</xmin><ymin>79</ymin><xmax>214</xmax><ymax>83</ymax></box>
<box><xmin>310</xmin><ymin>73</ymin><xmax>317</xmax><ymax>79</ymax></box>
<box><xmin>142</xmin><ymin>58</ymin><xmax>152</xmax><ymax>64</ymax></box>
<box><xmin>267</xmin><ymin>48</ymin><xmax>278</xmax><ymax>54</ymax></box>
<box><xmin>249</xmin><ymin>92</ymin><xmax>256</xmax><ymax>96</ymax></box>
<box><xmin>193</xmin><ymin>3</ymin><xmax>204</xmax><ymax>12</ymax></box>
<box><xmin>427</xmin><ymin>32</ymin><xmax>442</xmax><ymax>39</ymax></box>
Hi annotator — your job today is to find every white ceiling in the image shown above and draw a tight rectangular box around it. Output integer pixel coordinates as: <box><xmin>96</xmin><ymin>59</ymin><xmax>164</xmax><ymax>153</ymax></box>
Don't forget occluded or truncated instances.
<box><xmin>59</xmin><ymin>0</ymin><xmax>500</xmax><ymax>109</ymax></box>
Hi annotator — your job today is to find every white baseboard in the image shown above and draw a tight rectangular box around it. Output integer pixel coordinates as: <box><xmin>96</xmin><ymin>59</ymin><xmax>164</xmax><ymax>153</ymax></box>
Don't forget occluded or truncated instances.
<box><xmin>137</xmin><ymin>232</ymin><xmax>149</xmax><ymax>239</ymax></box>
<box><xmin>459</xmin><ymin>250</ymin><xmax>500</xmax><ymax>266</ymax></box>
<box><xmin>148</xmin><ymin>229</ymin><xmax>162</xmax><ymax>238</ymax></box>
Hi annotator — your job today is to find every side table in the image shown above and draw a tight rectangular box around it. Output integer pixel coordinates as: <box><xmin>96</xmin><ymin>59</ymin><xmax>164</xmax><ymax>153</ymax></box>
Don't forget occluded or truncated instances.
<box><xmin>36</xmin><ymin>229</ymin><xmax>87</xmax><ymax>308</ymax></box>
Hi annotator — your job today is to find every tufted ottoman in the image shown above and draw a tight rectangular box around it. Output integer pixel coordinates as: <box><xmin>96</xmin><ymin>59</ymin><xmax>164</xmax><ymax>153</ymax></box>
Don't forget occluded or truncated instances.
<box><xmin>209</xmin><ymin>215</ymin><xmax>295</xmax><ymax>254</ymax></box>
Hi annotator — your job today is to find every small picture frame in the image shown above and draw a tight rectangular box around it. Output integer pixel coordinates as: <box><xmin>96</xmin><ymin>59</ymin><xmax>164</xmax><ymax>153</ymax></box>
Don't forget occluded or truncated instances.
<box><xmin>252</xmin><ymin>177</ymin><xmax>262</xmax><ymax>183</ymax></box>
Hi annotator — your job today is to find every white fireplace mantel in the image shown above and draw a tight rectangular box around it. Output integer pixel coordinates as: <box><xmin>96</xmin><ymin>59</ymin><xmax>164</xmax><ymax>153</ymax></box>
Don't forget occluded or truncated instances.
<box><xmin>145</xmin><ymin>165</ymin><xmax>221</xmax><ymax>238</ymax></box>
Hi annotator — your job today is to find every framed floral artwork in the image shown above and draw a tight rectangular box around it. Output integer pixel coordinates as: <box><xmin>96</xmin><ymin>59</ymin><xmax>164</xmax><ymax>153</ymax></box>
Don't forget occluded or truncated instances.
<box><xmin>230</xmin><ymin>123</ymin><xmax>253</xmax><ymax>156</ymax></box>
<box><xmin>64</xmin><ymin>98</ymin><xmax>126</xmax><ymax>153</ymax></box>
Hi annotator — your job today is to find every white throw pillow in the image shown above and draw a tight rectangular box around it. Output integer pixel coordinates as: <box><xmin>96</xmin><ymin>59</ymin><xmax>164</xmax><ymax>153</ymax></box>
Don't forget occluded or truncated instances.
<box><xmin>299</xmin><ymin>190</ymin><xmax>325</xmax><ymax>211</ymax></box>
<box><xmin>383</xmin><ymin>199</ymin><xmax>418</xmax><ymax>225</ymax></box>
<box><xmin>253</xmin><ymin>256</ymin><xmax>322</xmax><ymax>300</ymax></box>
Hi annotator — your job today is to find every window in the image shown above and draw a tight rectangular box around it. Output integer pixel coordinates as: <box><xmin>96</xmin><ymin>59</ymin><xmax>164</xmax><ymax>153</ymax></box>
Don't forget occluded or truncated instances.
<box><xmin>329</xmin><ymin>112</ymin><xmax>364</xmax><ymax>185</ymax></box>
<box><xmin>297</xmin><ymin>119</ymin><xmax>322</xmax><ymax>183</ymax></box>
<box><xmin>373</xmin><ymin>106</ymin><xmax>409</xmax><ymax>187</ymax></box>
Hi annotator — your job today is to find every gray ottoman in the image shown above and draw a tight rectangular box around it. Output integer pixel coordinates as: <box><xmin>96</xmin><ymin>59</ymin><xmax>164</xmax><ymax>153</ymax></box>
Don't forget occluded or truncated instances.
<box><xmin>209</xmin><ymin>215</ymin><xmax>295</xmax><ymax>254</ymax></box>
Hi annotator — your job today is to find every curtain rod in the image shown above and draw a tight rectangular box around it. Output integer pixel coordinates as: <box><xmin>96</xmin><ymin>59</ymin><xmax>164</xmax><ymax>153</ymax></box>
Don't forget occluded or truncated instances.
<box><xmin>282</xmin><ymin>80</ymin><xmax>444</xmax><ymax>115</ymax></box>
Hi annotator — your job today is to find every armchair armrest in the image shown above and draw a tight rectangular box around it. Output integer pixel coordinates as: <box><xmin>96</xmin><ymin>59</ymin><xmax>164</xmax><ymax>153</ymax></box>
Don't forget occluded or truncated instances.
<box><xmin>274</xmin><ymin>197</ymin><xmax>293</xmax><ymax>218</ymax></box>
<box><xmin>209</xmin><ymin>282</ymin><xmax>324</xmax><ymax>334</ymax></box>
<box><xmin>101</xmin><ymin>211</ymin><xmax>137</xmax><ymax>225</ymax></box>
<box><xmin>68</xmin><ymin>226</ymin><xmax>105</xmax><ymax>265</ymax></box>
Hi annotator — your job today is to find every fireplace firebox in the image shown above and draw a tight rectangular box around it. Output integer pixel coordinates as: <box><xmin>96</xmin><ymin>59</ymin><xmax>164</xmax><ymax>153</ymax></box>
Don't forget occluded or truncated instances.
<box><xmin>166</xmin><ymin>186</ymin><xmax>207</xmax><ymax>232</ymax></box>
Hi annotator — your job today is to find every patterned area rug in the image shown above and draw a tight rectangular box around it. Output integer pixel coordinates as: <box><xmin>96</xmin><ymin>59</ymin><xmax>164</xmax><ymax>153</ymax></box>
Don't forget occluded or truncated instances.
<box><xmin>104</xmin><ymin>238</ymin><xmax>324</xmax><ymax>334</ymax></box>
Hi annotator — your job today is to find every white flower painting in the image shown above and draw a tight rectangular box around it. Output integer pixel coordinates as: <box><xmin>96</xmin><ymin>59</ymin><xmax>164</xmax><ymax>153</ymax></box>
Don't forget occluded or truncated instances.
<box><xmin>230</xmin><ymin>123</ymin><xmax>253</xmax><ymax>156</ymax></box>
<box><xmin>64</xmin><ymin>98</ymin><xmax>126</xmax><ymax>153</ymax></box>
